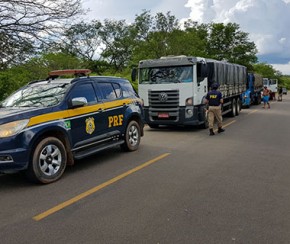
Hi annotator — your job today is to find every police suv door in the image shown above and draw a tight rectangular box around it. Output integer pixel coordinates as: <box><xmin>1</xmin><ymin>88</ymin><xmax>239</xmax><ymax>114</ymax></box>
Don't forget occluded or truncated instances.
<box><xmin>96</xmin><ymin>82</ymin><xmax>127</xmax><ymax>136</ymax></box>
<box><xmin>67</xmin><ymin>82</ymin><xmax>106</xmax><ymax>151</ymax></box>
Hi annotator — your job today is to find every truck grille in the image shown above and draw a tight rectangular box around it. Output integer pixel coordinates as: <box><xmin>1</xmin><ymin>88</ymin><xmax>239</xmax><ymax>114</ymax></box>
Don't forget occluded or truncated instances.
<box><xmin>148</xmin><ymin>90</ymin><xmax>179</xmax><ymax>121</ymax></box>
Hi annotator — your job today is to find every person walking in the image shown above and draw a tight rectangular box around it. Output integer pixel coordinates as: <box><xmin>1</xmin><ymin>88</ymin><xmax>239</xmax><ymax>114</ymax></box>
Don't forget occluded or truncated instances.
<box><xmin>205</xmin><ymin>83</ymin><xmax>225</xmax><ymax>136</ymax></box>
<box><xmin>262</xmin><ymin>86</ymin><xmax>271</xmax><ymax>108</ymax></box>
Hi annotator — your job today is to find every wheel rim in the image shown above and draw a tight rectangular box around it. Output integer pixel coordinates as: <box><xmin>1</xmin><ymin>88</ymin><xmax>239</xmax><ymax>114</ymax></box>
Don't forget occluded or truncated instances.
<box><xmin>128</xmin><ymin>124</ymin><xmax>139</xmax><ymax>146</ymax></box>
<box><xmin>39</xmin><ymin>144</ymin><xmax>62</xmax><ymax>176</ymax></box>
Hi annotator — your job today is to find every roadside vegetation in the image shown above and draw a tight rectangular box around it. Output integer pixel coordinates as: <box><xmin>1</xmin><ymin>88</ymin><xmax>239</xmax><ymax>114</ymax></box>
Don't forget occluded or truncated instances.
<box><xmin>0</xmin><ymin>1</ymin><xmax>288</xmax><ymax>101</ymax></box>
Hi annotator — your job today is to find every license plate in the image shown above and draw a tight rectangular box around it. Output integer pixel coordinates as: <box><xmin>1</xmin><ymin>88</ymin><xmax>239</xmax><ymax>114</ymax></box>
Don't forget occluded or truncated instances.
<box><xmin>158</xmin><ymin>113</ymin><xmax>169</xmax><ymax>118</ymax></box>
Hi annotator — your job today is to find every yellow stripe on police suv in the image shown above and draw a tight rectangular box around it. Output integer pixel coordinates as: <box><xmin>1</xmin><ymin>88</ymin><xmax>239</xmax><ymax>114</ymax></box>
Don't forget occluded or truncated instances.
<box><xmin>27</xmin><ymin>99</ymin><xmax>133</xmax><ymax>128</ymax></box>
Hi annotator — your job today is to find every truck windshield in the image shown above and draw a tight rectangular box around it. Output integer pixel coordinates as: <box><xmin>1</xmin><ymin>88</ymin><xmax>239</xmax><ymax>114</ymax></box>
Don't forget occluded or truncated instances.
<box><xmin>1</xmin><ymin>83</ymin><xmax>70</xmax><ymax>108</ymax></box>
<box><xmin>139</xmin><ymin>65</ymin><xmax>193</xmax><ymax>84</ymax></box>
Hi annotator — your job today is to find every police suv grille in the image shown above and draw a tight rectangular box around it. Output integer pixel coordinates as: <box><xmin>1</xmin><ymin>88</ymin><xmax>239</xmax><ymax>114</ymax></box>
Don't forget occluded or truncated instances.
<box><xmin>148</xmin><ymin>90</ymin><xmax>179</xmax><ymax>121</ymax></box>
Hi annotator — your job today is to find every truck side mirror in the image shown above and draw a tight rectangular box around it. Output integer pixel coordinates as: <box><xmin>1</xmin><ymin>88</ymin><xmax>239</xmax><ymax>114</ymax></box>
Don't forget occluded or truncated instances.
<box><xmin>131</xmin><ymin>68</ymin><xmax>137</xmax><ymax>82</ymax></box>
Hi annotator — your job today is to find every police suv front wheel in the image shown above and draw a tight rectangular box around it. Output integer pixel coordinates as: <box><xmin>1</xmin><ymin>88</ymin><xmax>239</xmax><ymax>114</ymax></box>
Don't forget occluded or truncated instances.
<box><xmin>25</xmin><ymin>137</ymin><xmax>67</xmax><ymax>184</ymax></box>
<box><xmin>121</xmin><ymin>120</ymin><xmax>141</xmax><ymax>151</ymax></box>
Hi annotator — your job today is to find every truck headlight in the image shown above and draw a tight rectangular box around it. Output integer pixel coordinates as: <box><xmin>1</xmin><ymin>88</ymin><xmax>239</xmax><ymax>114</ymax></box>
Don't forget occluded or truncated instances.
<box><xmin>0</xmin><ymin>119</ymin><xmax>29</xmax><ymax>138</ymax></box>
<box><xmin>185</xmin><ymin>106</ymin><xmax>194</xmax><ymax>118</ymax></box>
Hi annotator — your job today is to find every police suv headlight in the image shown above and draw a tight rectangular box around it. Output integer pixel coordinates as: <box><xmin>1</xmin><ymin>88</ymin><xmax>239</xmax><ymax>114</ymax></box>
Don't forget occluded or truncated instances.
<box><xmin>0</xmin><ymin>119</ymin><xmax>29</xmax><ymax>138</ymax></box>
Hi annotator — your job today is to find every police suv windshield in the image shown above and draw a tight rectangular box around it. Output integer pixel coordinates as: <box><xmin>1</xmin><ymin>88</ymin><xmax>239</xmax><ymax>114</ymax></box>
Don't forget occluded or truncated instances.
<box><xmin>1</xmin><ymin>82</ymin><xmax>70</xmax><ymax>108</ymax></box>
<box><xmin>139</xmin><ymin>66</ymin><xmax>193</xmax><ymax>84</ymax></box>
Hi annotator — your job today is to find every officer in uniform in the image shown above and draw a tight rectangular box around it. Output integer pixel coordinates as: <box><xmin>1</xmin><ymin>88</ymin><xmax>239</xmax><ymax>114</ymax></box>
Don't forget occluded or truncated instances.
<box><xmin>205</xmin><ymin>83</ymin><xmax>225</xmax><ymax>136</ymax></box>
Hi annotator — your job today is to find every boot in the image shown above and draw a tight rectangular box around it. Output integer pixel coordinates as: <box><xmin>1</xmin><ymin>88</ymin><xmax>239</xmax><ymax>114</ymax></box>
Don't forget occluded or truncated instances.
<box><xmin>218</xmin><ymin>127</ymin><xmax>225</xmax><ymax>133</ymax></box>
<box><xmin>209</xmin><ymin>129</ymin><xmax>215</xmax><ymax>136</ymax></box>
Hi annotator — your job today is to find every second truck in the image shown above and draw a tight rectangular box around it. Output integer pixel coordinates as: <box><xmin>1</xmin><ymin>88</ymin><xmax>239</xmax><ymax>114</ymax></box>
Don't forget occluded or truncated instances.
<box><xmin>242</xmin><ymin>73</ymin><xmax>263</xmax><ymax>107</ymax></box>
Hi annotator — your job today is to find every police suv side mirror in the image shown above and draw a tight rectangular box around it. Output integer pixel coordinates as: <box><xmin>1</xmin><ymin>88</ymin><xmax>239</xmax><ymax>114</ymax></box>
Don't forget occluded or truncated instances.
<box><xmin>69</xmin><ymin>97</ymin><xmax>88</xmax><ymax>108</ymax></box>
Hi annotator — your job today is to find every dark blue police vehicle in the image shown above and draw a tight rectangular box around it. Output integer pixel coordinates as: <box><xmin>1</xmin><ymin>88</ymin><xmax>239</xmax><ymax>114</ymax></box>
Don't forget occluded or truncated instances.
<box><xmin>0</xmin><ymin>69</ymin><xmax>144</xmax><ymax>184</ymax></box>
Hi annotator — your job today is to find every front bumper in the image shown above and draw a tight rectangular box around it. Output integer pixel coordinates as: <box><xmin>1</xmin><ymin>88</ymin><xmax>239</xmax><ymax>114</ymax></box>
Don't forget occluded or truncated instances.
<box><xmin>144</xmin><ymin>106</ymin><xmax>205</xmax><ymax>126</ymax></box>
<box><xmin>0</xmin><ymin>147</ymin><xmax>30</xmax><ymax>172</ymax></box>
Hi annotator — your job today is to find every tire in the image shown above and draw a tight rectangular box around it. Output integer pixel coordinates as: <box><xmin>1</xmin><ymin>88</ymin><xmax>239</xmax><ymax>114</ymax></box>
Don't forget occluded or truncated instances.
<box><xmin>25</xmin><ymin>137</ymin><xmax>67</xmax><ymax>184</ymax></box>
<box><xmin>121</xmin><ymin>120</ymin><xmax>141</xmax><ymax>152</ymax></box>
<box><xmin>236</xmin><ymin>97</ymin><xmax>241</xmax><ymax>116</ymax></box>
<box><xmin>230</xmin><ymin>99</ymin><xmax>237</xmax><ymax>117</ymax></box>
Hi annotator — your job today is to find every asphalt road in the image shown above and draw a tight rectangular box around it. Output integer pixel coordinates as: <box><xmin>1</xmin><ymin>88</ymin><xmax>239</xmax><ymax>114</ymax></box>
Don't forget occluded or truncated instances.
<box><xmin>1</xmin><ymin>94</ymin><xmax>290</xmax><ymax>244</ymax></box>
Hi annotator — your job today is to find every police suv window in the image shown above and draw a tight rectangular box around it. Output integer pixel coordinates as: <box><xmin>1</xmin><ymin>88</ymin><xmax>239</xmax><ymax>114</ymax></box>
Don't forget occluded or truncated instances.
<box><xmin>98</xmin><ymin>82</ymin><xmax>120</xmax><ymax>101</ymax></box>
<box><xmin>112</xmin><ymin>83</ymin><xmax>122</xmax><ymax>98</ymax></box>
<box><xmin>69</xmin><ymin>83</ymin><xmax>97</xmax><ymax>104</ymax></box>
<box><xmin>122</xmin><ymin>82</ymin><xmax>137</xmax><ymax>98</ymax></box>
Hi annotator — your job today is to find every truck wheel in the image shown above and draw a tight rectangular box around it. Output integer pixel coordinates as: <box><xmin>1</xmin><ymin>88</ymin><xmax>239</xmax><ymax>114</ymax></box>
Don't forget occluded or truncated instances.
<box><xmin>121</xmin><ymin>120</ymin><xmax>141</xmax><ymax>152</ymax></box>
<box><xmin>25</xmin><ymin>137</ymin><xmax>67</xmax><ymax>184</ymax></box>
<box><xmin>236</xmin><ymin>98</ymin><xmax>241</xmax><ymax>116</ymax></box>
<box><xmin>230</xmin><ymin>99</ymin><xmax>237</xmax><ymax>117</ymax></box>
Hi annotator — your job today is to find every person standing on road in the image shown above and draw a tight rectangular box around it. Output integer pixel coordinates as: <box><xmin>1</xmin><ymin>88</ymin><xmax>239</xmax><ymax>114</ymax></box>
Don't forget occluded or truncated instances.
<box><xmin>278</xmin><ymin>86</ymin><xmax>283</xmax><ymax>101</ymax></box>
<box><xmin>205</xmin><ymin>83</ymin><xmax>225</xmax><ymax>136</ymax></box>
<box><xmin>262</xmin><ymin>86</ymin><xmax>271</xmax><ymax>108</ymax></box>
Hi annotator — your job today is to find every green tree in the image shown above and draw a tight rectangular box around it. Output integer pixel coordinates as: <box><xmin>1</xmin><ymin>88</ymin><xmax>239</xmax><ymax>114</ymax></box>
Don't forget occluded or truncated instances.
<box><xmin>253</xmin><ymin>63</ymin><xmax>279</xmax><ymax>78</ymax></box>
<box><xmin>279</xmin><ymin>76</ymin><xmax>290</xmax><ymax>89</ymax></box>
<box><xmin>99</xmin><ymin>19</ymin><xmax>135</xmax><ymax>72</ymax></box>
<box><xmin>170</xmin><ymin>20</ymin><xmax>208</xmax><ymax>57</ymax></box>
<box><xmin>0</xmin><ymin>0</ymin><xmax>84</xmax><ymax>69</ymax></box>
<box><xmin>206</xmin><ymin>23</ymin><xmax>257</xmax><ymax>68</ymax></box>
<box><xmin>130</xmin><ymin>11</ymin><xmax>180</xmax><ymax>64</ymax></box>
<box><xmin>0</xmin><ymin>52</ymin><xmax>84</xmax><ymax>101</ymax></box>
<box><xmin>61</xmin><ymin>20</ymin><xmax>103</xmax><ymax>61</ymax></box>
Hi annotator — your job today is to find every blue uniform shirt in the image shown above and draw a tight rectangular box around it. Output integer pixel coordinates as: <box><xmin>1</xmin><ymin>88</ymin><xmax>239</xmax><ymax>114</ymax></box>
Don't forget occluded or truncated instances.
<box><xmin>206</xmin><ymin>90</ymin><xmax>222</xmax><ymax>106</ymax></box>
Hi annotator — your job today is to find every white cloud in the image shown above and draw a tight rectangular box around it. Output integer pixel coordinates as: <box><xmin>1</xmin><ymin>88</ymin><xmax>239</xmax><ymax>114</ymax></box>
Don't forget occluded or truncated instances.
<box><xmin>272</xmin><ymin>62</ymin><xmax>290</xmax><ymax>75</ymax></box>
<box><xmin>185</xmin><ymin>0</ymin><xmax>290</xmax><ymax>75</ymax></box>
<box><xmin>83</xmin><ymin>0</ymin><xmax>188</xmax><ymax>23</ymax></box>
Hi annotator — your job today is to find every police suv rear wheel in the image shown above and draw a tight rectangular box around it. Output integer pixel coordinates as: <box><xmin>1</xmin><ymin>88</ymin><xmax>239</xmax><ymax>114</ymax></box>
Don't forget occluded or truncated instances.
<box><xmin>26</xmin><ymin>137</ymin><xmax>67</xmax><ymax>184</ymax></box>
<box><xmin>121</xmin><ymin>120</ymin><xmax>141</xmax><ymax>151</ymax></box>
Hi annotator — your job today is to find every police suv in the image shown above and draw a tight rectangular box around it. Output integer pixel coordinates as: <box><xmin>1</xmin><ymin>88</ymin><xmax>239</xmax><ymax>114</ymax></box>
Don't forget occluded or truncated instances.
<box><xmin>0</xmin><ymin>69</ymin><xmax>144</xmax><ymax>184</ymax></box>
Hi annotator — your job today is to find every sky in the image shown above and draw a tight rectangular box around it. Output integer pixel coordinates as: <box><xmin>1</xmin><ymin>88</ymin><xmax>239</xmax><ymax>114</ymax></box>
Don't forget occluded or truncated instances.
<box><xmin>83</xmin><ymin>0</ymin><xmax>290</xmax><ymax>75</ymax></box>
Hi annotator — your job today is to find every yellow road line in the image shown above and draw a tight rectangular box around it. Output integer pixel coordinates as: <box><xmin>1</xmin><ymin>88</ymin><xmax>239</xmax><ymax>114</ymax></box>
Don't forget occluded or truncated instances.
<box><xmin>213</xmin><ymin>120</ymin><xmax>236</xmax><ymax>133</ymax></box>
<box><xmin>33</xmin><ymin>153</ymin><xmax>171</xmax><ymax>221</ymax></box>
<box><xmin>223</xmin><ymin>120</ymin><xmax>236</xmax><ymax>128</ymax></box>
<box><xmin>213</xmin><ymin>120</ymin><xmax>235</xmax><ymax>132</ymax></box>
<box><xmin>212</xmin><ymin>109</ymin><xmax>258</xmax><ymax>132</ymax></box>
<box><xmin>247</xmin><ymin>109</ymin><xmax>258</xmax><ymax>115</ymax></box>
